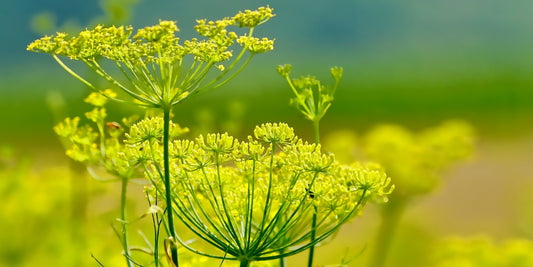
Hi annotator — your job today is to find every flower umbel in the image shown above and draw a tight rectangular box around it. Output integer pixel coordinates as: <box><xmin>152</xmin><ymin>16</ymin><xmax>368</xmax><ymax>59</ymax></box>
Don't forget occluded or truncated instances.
<box><xmin>28</xmin><ymin>7</ymin><xmax>275</xmax><ymax>108</ymax></box>
<box><xmin>139</xmin><ymin>122</ymin><xmax>392</xmax><ymax>264</ymax></box>
<box><xmin>363</xmin><ymin>120</ymin><xmax>475</xmax><ymax>197</ymax></box>
<box><xmin>277</xmin><ymin>65</ymin><xmax>343</xmax><ymax>123</ymax></box>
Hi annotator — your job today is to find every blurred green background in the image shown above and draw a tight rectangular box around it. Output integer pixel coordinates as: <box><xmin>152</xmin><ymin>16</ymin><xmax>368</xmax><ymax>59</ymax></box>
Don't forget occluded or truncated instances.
<box><xmin>1</xmin><ymin>0</ymin><xmax>533</xmax><ymax>266</ymax></box>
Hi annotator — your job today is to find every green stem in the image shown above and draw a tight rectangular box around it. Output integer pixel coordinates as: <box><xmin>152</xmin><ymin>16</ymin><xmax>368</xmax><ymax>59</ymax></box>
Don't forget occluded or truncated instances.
<box><xmin>53</xmin><ymin>54</ymin><xmax>96</xmax><ymax>90</ymax></box>
<box><xmin>210</xmin><ymin>54</ymin><xmax>254</xmax><ymax>90</ymax></box>
<box><xmin>307</xmin><ymin>119</ymin><xmax>320</xmax><ymax>267</ymax></box>
<box><xmin>279</xmin><ymin>249</ymin><xmax>286</xmax><ymax>267</ymax></box>
<box><xmin>313</xmin><ymin>119</ymin><xmax>320</xmax><ymax>145</ymax></box>
<box><xmin>256</xmin><ymin>189</ymin><xmax>368</xmax><ymax>261</ymax></box>
<box><xmin>250</xmin><ymin>143</ymin><xmax>276</xmax><ymax>251</ymax></box>
<box><xmin>186</xmin><ymin>27</ymin><xmax>254</xmax><ymax>98</ymax></box>
<box><xmin>240</xmin><ymin>260</ymin><xmax>250</xmax><ymax>267</ymax></box>
<box><xmin>97</xmin><ymin>121</ymin><xmax>105</xmax><ymax>157</ymax></box>
<box><xmin>163</xmin><ymin>107</ymin><xmax>179</xmax><ymax>266</ymax></box>
<box><xmin>120</xmin><ymin>178</ymin><xmax>133</xmax><ymax>267</ymax></box>
<box><xmin>145</xmin><ymin>191</ymin><xmax>160</xmax><ymax>267</ymax></box>
<box><xmin>307</xmin><ymin>211</ymin><xmax>317</xmax><ymax>267</ymax></box>
<box><xmin>368</xmin><ymin>195</ymin><xmax>406</xmax><ymax>267</ymax></box>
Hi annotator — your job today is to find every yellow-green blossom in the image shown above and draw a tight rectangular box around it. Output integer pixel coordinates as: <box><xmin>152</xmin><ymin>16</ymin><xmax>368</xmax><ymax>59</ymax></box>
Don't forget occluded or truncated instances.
<box><xmin>125</xmin><ymin>116</ymin><xmax>188</xmax><ymax>145</ymax></box>
<box><xmin>254</xmin><ymin>122</ymin><xmax>295</xmax><ymax>145</ymax></box>
<box><xmin>432</xmin><ymin>236</ymin><xmax>533</xmax><ymax>267</ymax></box>
<box><xmin>85</xmin><ymin>107</ymin><xmax>107</xmax><ymax>124</ymax></box>
<box><xmin>84</xmin><ymin>89</ymin><xmax>117</xmax><ymax>106</ymax></box>
<box><xmin>28</xmin><ymin>7</ymin><xmax>275</xmax><ymax>108</ymax></box>
<box><xmin>363</xmin><ymin>120</ymin><xmax>475</xmax><ymax>197</ymax></box>
<box><xmin>237</xmin><ymin>36</ymin><xmax>274</xmax><ymax>54</ymax></box>
<box><xmin>233</xmin><ymin>6</ymin><xmax>274</xmax><ymax>28</ymax></box>
<box><xmin>139</xmin><ymin>122</ymin><xmax>392</xmax><ymax>263</ymax></box>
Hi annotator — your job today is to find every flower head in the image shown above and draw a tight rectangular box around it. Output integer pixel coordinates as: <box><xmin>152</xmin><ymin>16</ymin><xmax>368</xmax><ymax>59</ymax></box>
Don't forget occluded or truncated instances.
<box><xmin>28</xmin><ymin>7</ymin><xmax>275</xmax><ymax>108</ymax></box>
<box><xmin>233</xmin><ymin>6</ymin><xmax>274</xmax><ymax>28</ymax></box>
<box><xmin>278</xmin><ymin>66</ymin><xmax>343</xmax><ymax>123</ymax></box>
<box><xmin>141</xmin><ymin>122</ymin><xmax>392</xmax><ymax>262</ymax></box>
<box><xmin>254</xmin><ymin>122</ymin><xmax>295</xmax><ymax>145</ymax></box>
<box><xmin>363</xmin><ymin>120</ymin><xmax>475</xmax><ymax>197</ymax></box>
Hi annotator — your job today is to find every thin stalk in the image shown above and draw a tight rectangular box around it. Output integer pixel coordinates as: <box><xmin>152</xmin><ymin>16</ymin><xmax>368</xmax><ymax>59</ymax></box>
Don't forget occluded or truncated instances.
<box><xmin>240</xmin><ymin>260</ymin><xmax>250</xmax><ymax>267</ymax></box>
<box><xmin>249</xmin><ymin>143</ymin><xmax>276</xmax><ymax>251</ymax></box>
<box><xmin>178</xmin><ymin>60</ymin><xmax>196</xmax><ymax>89</ymax></box>
<box><xmin>173</xmin><ymin>235</ymin><xmax>238</xmax><ymax>260</ymax></box>
<box><xmin>169</xmin><ymin>60</ymin><xmax>182</xmax><ymax>92</ymax></box>
<box><xmin>284</xmin><ymin>75</ymin><xmax>313</xmax><ymax>116</ymax></box>
<box><xmin>120</xmin><ymin>177</ymin><xmax>134</xmax><ymax>267</ymax></box>
<box><xmin>97</xmin><ymin>122</ymin><xmax>106</xmax><ymax>157</ymax></box>
<box><xmin>244</xmin><ymin>159</ymin><xmax>256</xmax><ymax>250</ymax></box>
<box><xmin>307</xmin><ymin>210</ymin><xmax>318</xmax><ymax>267</ymax></box>
<box><xmin>198</xmin><ymin>166</ymin><xmax>235</xmax><ymax>242</ymax></box>
<box><xmin>183</xmin><ymin>61</ymin><xmax>209</xmax><ymax>89</ymax></box>
<box><xmin>257</xmin><ymin>189</ymin><xmax>368</xmax><ymax>260</ymax></box>
<box><xmin>53</xmin><ymin>54</ymin><xmax>97</xmax><ymax>90</ymax></box>
<box><xmin>87</xmin><ymin>58</ymin><xmax>158</xmax><ymax>105</ymax></box>
<box><xmin>178</xmin><ymin>162</ymin><xmax>235</xmax><ymax>244</ymax></box>
<box><xmin>192</xmin><ymin>27</ymin><xmax>255</xmax><ymax>94</ymax></box>
<box><xmin>368</xmin><ymin>195</ymin><xmax>406</xmax><ymax>267</ymax></box>
<box><xmin>170</xmin><ymin>193</ymin><xmax>235</xmax><ymax>253</ymax></box>
<box><xmin>215</xmin><ymin>154</ymin><xmax>245</xmax><ymax>251</ymax></box>
<box><xmin>171</xmin><ymin>166</ymin><xmax>236</xmax><ymax>249</ymax></box>
<box><xmin>114</xmin><ymin>61</ymin><xmax>153</xmax><ymax>102</ymax></box>
<box><xmin>177</xmin><ymin>62</ymin><xmax>215</xmax><ymax>101</ymax></box>
<box><xmin>279</xmin><ymin>249</ymin><xmax>286</xmax><ymax>267</ymax></box>
<box><xmin>254</xmin><ymin>174</ymin><xmax>315</xmax><ymax>258</ymax></box>
<box><xmin>307</xmin><ymin>119</ymin><xmax>320</xmax><ymax>267</ymax></box>
<box><xmin>163</xmin><ymin>107</ymin><xmax>179</xmax><ymax>266</ymax></box>
<box><xmin>253</xmin><ymin>173</ymin><xmax>313</xmax><ymax>251</ymax></box>
<box><xmin>210</xmin><ymin>54</ymin><xmax>254</xmax><ymax>90</ymax></box>
<box><xmin>145</xmin><ymin>191</ymin><xmax>160</xmax><ymax>267</ymax></box>
<box><xmin>132</xmin><ymin>61</ymin><xmax>162</xmax><ymax>101</ymax></box>
<box><xmin>313</xmin><ymin>119</ymin><xmax>320</xmax><ymax>145</ymax></box>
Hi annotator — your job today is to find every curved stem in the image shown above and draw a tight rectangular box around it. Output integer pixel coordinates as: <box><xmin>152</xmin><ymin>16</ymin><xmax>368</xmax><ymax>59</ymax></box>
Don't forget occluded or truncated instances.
<box><xmin>120</xmin><ymin>178</ymin><xmax>133</xmax><ymax>267</ymax></box>
<box><xmin>173</xmin><ymin>234</ymin><xmax>238</xmax><ymax>260</ymax></box>
<box><xmin>215</xmin><ymin>153</ymin><xmax>244</xmax><ymax>251</ymax></box>
<box><xmin>186</xmin><ymin>27</ymin><xmax>255</xmax><ymax>98</ymax></box>
<box><xmin>204</xmin><ymin>28</ymin><xmax>254</xmax><ymax>88</ymax></box>
<box><xmin>256</xmin><ymin>189</ymin><xmax>368</xmax><ymax>261</ymax></box>
<box><xmin>284</xmin><ymin>75</ymin><xmax>313</xmax><ymax>117</ymax></box>
<box><xmin>210</xmin><ymin>54</ymin><xmax>254</xmax><ymax>90</ymax></box>
<box><xmin>368</xmin><ymin>195</ymin><xmax>406</xmax><ymax>267</ymax></box>
<box><xmin>249</xmin><ymin>143</ymin><xmax>276</xmax><ymax>251</ymax></box>
<box><xmin>52</xmin><ymin>54</ymin><xmax>96</xmax><ymax>90</ymax></box>
<box><xmin>163</xmin><ymin>107</ymin><xmax>179</xmax><ymax>266</ymax></box>
<box><xmin>145</xmin><ymin>191</ymin><xmax>160</xmax><ymax>267</ymax></box>
<box><xmin>88</xmin><ymin>58</ymin><xmax>159</xmax><ymax>106</ymax></box>
<box><xmin>177</xmin><ymin>162</ymin><xmax>236</xmax><ymax>246</ymax></box>
<box><xmin>244</xmin><ymin>159</ymin><xmax>256</xmax><ymax>250</ymax></box>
